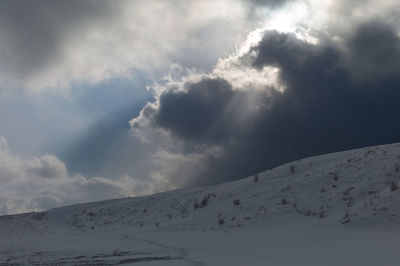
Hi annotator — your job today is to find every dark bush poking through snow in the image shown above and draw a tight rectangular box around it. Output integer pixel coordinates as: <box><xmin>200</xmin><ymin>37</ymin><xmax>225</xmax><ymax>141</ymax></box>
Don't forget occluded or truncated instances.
<box><xmin>201</xmin><ymin>197</ymin><xmax>209</xmax><ymax>207</ymax></box>
<box><xmin>390</xmin><ymin>182</ymin><xmax>398</xmax><ymax>191</ymax></box>
<box><xmin>289</xmin><ymin>165</ymin><xmax>296</xmax><ymax>174</ymax></box>
<box><xmin>253</xmin><ymin>174</ymin><xmax>259</xmax><ymax>182</ymax></box>
<box><xmin>194</xmin><ymin>195</ymin><xmax>210</xmax><ymax>209</ymax></box>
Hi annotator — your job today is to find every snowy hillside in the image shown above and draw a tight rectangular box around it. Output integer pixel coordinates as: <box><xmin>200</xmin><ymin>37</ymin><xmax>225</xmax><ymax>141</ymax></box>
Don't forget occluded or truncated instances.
<box><xmin>1</xmin><ymin>143</ymin><xmax>400</xmax><ymax>265</ymax></box>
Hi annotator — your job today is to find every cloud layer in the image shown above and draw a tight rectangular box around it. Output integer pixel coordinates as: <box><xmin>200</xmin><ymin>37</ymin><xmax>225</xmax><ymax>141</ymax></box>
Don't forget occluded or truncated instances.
<box><xmin>0</xmin><ymin>137</ymin><xmax>134</xmax><ymax>214</ymax></box>
<box><xmin>0</xmin><ymin>0</ymin><xmax>277</xmax><ymax>93</ymax></box>
<box><xmin>131</xmin><ymin>2</ymin><xmax>400</xmax><ymax>186</ymax></box>
<box><xmin>0</xmin><ymin>0</ymin><xmax>296</xmax><ymax>214</ymax></box>
<box><xmin>3</xmin><ymin>0</ymin><xmax>400</xmax><ymax>214</ymax></box>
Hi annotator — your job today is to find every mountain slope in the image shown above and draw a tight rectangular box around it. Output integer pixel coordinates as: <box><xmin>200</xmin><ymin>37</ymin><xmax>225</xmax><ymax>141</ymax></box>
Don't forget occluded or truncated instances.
<box><xmin>1</xmin><ymin>142</ymin><xmax>400</xmax><ymax>265</ymax></box>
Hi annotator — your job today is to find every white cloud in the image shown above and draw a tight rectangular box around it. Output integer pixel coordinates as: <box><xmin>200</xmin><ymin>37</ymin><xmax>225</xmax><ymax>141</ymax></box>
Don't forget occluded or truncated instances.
<box><xmin>0</xmin><ymin>135</ymin><xmax>211</xmax><ymax>215</ymax></box>
<box><xmin>0</xmin><ymin>0</ymin><xmax>256</xmax><ymax>94</ymax></box>
<box><xmin>0</xmin><ymin>137</ymin><xmax>134</xmax><ymax>215</ymax></box>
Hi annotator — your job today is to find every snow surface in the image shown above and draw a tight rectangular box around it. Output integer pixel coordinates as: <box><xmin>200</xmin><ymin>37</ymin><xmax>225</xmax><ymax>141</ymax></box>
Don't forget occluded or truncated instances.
<box><xmin>1</xmin><ymin>143</ymin><xmax>400</xmax><ymax>265</ymax></box>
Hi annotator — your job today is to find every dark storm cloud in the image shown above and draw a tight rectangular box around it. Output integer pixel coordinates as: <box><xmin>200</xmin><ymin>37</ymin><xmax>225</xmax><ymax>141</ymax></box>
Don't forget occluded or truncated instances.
<box><xmin>149</xmin><ymin>77</ymin><xmax>272</xmax><ymax>145</ymax></box>
<box><xmin>155</xmin><ymin>78</ymin><xmax>237</xmax><ymax>143</ymax></box>
<box><xmin>345</xmin><ymin>21</ymin><xmax>400</xmax><ymax>81</ymax></box>
<box><xmin>136</xmin><ymin>20</ymin><xmax>400</xmax><ymax>185</ymax></box>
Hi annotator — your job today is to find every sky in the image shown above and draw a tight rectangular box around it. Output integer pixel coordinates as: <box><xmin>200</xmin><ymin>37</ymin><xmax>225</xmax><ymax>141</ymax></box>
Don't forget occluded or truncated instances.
<box><xmin>1</xmin><ymin>0</ymin><xmax>400</xmax><ymax>214</ymax></box>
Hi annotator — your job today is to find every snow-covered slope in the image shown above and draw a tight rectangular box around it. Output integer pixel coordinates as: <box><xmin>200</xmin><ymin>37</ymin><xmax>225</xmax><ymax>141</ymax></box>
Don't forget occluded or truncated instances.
<box><xmin>6</xmin><ymin>142</ymin><xmax>400</xmax><ymax>232</ymax></box>
<box><xmin>1</xmin><ymin>143</ymin><xmax>400</xmax><ymax>265</ymax></box>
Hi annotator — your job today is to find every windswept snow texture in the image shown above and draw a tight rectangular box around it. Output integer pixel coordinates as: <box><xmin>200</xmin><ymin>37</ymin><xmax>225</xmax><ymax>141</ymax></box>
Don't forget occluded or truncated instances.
<box><xmin>1</xmin><ymin>143</ymin><xmax>400</xmax><ymax>265</ymax></box>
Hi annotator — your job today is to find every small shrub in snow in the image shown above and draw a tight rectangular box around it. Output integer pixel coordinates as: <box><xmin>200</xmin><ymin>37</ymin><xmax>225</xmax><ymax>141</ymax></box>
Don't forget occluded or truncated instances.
<box><xmin>281</xmin><ymin>198</ymin><xmax>288</xmax><ymax>205</ymax></box>
<box><xmin>330</xmin><ymin>172</ymin><xmax>339</xmax><ymax>181</ymax></box>
<box><xmin>320</xmin><ymin>187</ymin><xmax>326</xmax><ymax>193</ymax></box>
<box><xmin>390</xmin><ymin>182</ymin><xmax>398</xmax><ymax>191</ymax></box>
<box><xmin>319</xmin><ymin>211</ymin><xmax>325</xmax><ymax>218</ymax></box>
<box><xmin>342</xmin><ymin>210</ymin><xmax>351</xmax><ymax>224</ymax></box>
<box><xmin>253</xmin><ymin>174</ymin><xmax>259</xmax><ymax>182</ymax></box>
<box><xmin>233</xmin><ymin>199</ymin><xmax>240</xmax><ymax>206</ymax></box>
<box><xmin>289</xmin><ymin>164</ymin><xmax>296</xmax><ymax>174</ymax></box>
<box><xmin>218</xmin><ymin>218</ymin><xmax>225</xmax><ymax>225</ymax></box>
<box><xmin>343</xmin><ymin>197</ymin><xmax>354</xmax><ymax>207</ymax></box>
<box><xmin>201</xmin><ymin>197</ymin><xmax>208</xmax><ymax>207</ymax></box>
<box><xmin>343</xmin><ymin>187</ymin><xmax>354</xmax><ymax>196</ymax></box>
<box><xmin>193</xmin><ymin>196</ymin><xmax>209</xmax><ymax>209</ymax></box>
